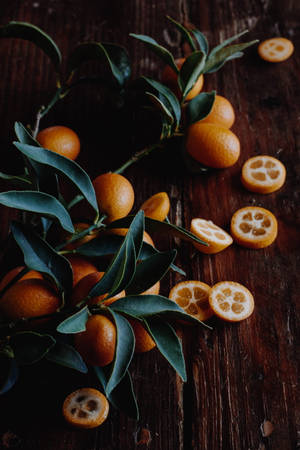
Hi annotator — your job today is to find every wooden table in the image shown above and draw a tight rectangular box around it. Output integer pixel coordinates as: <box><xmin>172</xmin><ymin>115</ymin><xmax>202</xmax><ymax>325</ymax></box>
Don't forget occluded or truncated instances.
<box><xmin>0</xmin><ymin>1</ymin><xmax>299</xmax><ymax>449</ymax></box>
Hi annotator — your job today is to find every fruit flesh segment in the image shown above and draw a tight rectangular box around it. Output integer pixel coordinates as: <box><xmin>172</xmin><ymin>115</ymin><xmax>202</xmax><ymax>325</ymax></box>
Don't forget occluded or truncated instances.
<box><xmin>258</xmin><ymin>38</ymin><xmax>294</xmax><ymax>62</ymax></box>
<box><xmin>236</xmin><ymin>211</ymin><xmax>271</xmax><ymax>238</ymax></box>
<box><xmin>242</xmin><ymin>156</ymin><xmax>286</xmax><ymax>193</ymax></box>
<box><xmin>209</xmin><ymin>282</ymin><xmax>254</xmax><ymax>321</ymax></box>
<box><xmin>169</xmin><ymin>281</ymin><xmax>213</xmax><ymax>321</ymax></box>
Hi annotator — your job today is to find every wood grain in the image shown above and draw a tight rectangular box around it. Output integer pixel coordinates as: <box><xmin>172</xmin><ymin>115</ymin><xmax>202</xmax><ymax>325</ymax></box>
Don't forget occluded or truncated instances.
<box><xmin>0</xmin><ymin>1</ymin><xmax>299</xmax><ymax>449</ymax></box>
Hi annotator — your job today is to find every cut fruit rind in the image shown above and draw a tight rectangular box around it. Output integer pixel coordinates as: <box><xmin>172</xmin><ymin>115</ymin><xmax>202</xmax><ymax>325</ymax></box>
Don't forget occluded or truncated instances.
<box><xmin>209</xmin><ymin>281</ymin><xmax>254</xmax><ymax>322</ymax></box>
<box><xmin>241</xmin><ymin>155</ymin><xmax>286</xmax><ymax>194</ymax></box>
<box><xmin>230</xmin><ymin>206</ymin><xmax>277</xmax><ymax>249</ymax></box>
<box><xmin>190</xmin><ymin>218</ymin><xmax>233</xmax><ymax>254</ymax></box>
<box><xmin>258</xmin><ymin>37</ymin><xmax>294</xmax><ymax>62</ymax></box>
<box><xmin>169</xmin><ymin>280</ymin><xmax>214</xmax><ymax>321</ymax></box>
<box><xmin>63</xmin><ymin>388</ymin><xmax>109</xmax><ymax>429</ymax></box>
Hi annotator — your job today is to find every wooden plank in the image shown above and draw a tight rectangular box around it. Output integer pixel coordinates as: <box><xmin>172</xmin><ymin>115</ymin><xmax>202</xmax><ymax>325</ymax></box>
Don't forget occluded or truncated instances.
<box><xmin>0</xmin><ymin>0</ymin><xmax>299</xmax><ymax>449</ymax></box>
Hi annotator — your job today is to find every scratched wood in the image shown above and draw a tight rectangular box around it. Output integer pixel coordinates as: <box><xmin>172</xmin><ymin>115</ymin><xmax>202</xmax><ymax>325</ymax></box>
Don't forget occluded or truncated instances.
<box><xmin>0</xmin><ymin>1</ymin><xmax>299</xmax><ymax>449</ymax></box>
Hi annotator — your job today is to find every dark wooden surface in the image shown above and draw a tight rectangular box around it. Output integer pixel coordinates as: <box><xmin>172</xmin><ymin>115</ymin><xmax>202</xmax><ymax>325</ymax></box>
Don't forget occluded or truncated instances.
<box><xmin>0</xmin><ymin>1</ymin><xmax>299</xmax><ymax>449</ymax></box>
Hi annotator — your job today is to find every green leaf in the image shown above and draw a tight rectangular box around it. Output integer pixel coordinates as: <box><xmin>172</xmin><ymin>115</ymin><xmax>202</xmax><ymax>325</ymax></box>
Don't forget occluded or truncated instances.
<box><xmin>14</xmin><ymin>122</ymin><xmax>38</xmax><ymax>146</ymax></box>
<box><xmin>110</xmin><ymin>294</ymin><xmax>187</xmax><ymax>317</ymax></box>
<box><xmin>208</xmin><ymin>29</ymin><xmax>249</xmax><ymax>59</ymax></box>
<box><xmin>14</xmin><ymin>142</ymin><xmax>99</xmax><ymax>213</ymax></box>
<box><xmin>11</xmin><ymin>221</ymin><xmax>73</xmax><ymax>294</ymax></box>
<box><xmin>0</xmin><ymin>191</ymin><xmax>74</xmax><ymax>233</ymax></box>
<box><xmin>126</xmin><ymin>250</ymin><xmax>176</xmax><ymax>295</ymax></box>
<box><xmin>10</xmin><ymin>332</ymin><xmax>56</xmax><ymax>365</ymax></box>
<box><xmin>130</xmin><ymin>33</ymin><xmax>178</xmax><ymax>73</ymax></box>
<box><xmin>0</xmin><ymin>171</ymin><xmax>31</xmax><ymax>187</ymax></box>
<box><xmin>0</xmin><ymin>358</ymin><xmax>19</xmax><ymax>395</ymax></box>
<box><xmin>57</xmin><ymin>306</ymin><xmax>89</xmax><ymax>334</ymax></box>
<box><xmin>166</xmin><ymin>16</ymin><xmax>197</xmax><ymax>52</ymax></box>
<box><xmin>94</xmin><ymin>367</ymin><xmax>139</xmax><ymax>419</ymax></box>
<box><xmin>186</xmin><ymin>91</ymin><xmax>216</xmax><ymax>125</ymax></box>
<box><xmin>67</xmin><ymin>42</ymin><xmax>130</xmax><ymax>86</ymax></box>
<box><xmin>143</xmin><ymin>77</ymin><xmax>181</xmax><ymax>127</ymax></box>
<box><xmin>204</xmin><ymin>39</ymin><xmax>258</xmax><ymax>73</ymax></box>
<box><xmin>178</xmin><ymin>51</ymin><xmax>206</xmax><ymax>100</ymax></box>
<box><xmin>105</xmin><ymin>310</ymin><xmax>135</xmax><ymax>395</ymax></box>
<box><xmin>109</xmin><ymin>215</ymin><xmax>208</xmax><ymax>246</ymax></box>
<box><xmin>144</xmin><ymin>317</ymin><xmax>186</xmax><ymax>381</ymax></box>
<box><xmin>146</xmin><ymin>92</ymin><xmax>174</xmax><ymax>125</ymax></box>
<box><xmin>0</xmin><ymin>21</ymin><xmax>61</xmax><ymax>72</ymax></box>
<box><xmin>46</xmin><ymin>341</ymin><xmax>88</xmax><ymax>373</ymax></box>
<box><xmin>192</xmin><ymin>30</ymin><xmax>209</xmax><ymax>55</ymax></box>
<box><xmin>126</xmin><ymin>209</ymin><xmax>145</xmax><ymax>262</ymax></box>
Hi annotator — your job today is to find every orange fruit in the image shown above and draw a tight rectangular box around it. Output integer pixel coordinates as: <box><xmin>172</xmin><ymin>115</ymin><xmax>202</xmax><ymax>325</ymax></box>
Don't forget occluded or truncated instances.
<box><xmin>209</xmin><ymin>281</ymin><xmax>254</xmax><ymax>322</ymax></box>
<box><xmin>169</xmin><ymin>280</ymin><xmax>214</xmax><ymax>321</ymax></box>
<box><xmin>61</xmin><ymin>223</ymin><xmax>98</xmax><ymax>250</ymax></box>
<box><xmin>62</xmin><ymin>388</ymin><xmax>109</xmax><ymax>429</ymax></box>
<box><xmin>67</xmin><ymin>255</ymin><xmax>98</xmax><ymax>286</ymax></box>
<box><xmin>71</xmin><ymin>271</ymin><xmax>125</xmax><ymax>307</ymax></box>
<box><xmin>92</xmin><ymin>172</ymin><xmax>135</xmax><ymax>223</ymax></box>
<box><xmin>241</xmin><ymin>155</ymin><xmax>286</xmax><ymax>194</ymax></box>
<box><xmin>36</xmin><ymin>126</ymin><xmax>80</xmax><ymax>160</ymax></box>
<box><xmin>107</xmin><ymin>228</ymin><xmax>154</xmax><ymax>247</ymax></box>
<box><xmin>74</xmin><ymin>314</ymin><xmax>116</xmax><ymax>367</ymax></box>
<box><xmin>186</xmin><ymin>122</ymin><xmax>240</xmax><ymax>168</ymax></box>
<box><xmin>230</xmin><ymin>206</ymin><xmax>278</xmax><ymax>249</ymax></box>
<box><xmin>128</xmin><ymin>318</ymin><xmax>156</xmax><ymax>353</ymax></box>
<box><xmin>258</xmin><ymin>37</ymin><xmax>294</xmax><ymax>62</ymax></box>
<box><xmin>0</xmin><ymin>278</ymin><xmax>60</xmax><ymax>320</ymax></box>
<box><xmin>190</xmin><ymin>218</ymin><xmax>233</xmax><ymax>254</ymax></box>
<box><xmin>200</xmin><ymin>95</ymin><xmax>235</xmax><ymax>128</ymax></box>
<box><xmin>140</xmin><ymin>192</ymin><xmax>170</xmax><ymax>222</ymax></box>
<box><xmin>161</xmin><ymin>57</ymin><xmax>204</xmax><ymax>101</ymax></box>
<box><xmin>0</xmin><ymin>266</ymin><xmax>44</xmax><ymax>292</ymax></box>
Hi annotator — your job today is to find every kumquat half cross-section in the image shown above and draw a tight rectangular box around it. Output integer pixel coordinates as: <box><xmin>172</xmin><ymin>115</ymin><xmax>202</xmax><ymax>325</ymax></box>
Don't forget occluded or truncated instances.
<box><xmin>190</xmin><ymin>218</ymin><xmax>233</xmax><ymax>254</ymax></box>
<box><xmin>230</xmin><ymin>206</ymin><xmax>278</xmax><ymax>249</ymax></box>
<box><xmin>241</xmin><ymin>155</ymin><xmax>286</xmax><ymax>194</ymax></box>
<box><xmin>62</xmin><ymin>388</ymin><xmax>109</xmax><ymax>429</ymax></box>
<box><xmin>169</xmin><ymin>280</ymin><xmax>214</xmax><ymax>321</ymax></box>
<box><xmin>258</xmin><ymin>37</ymin><xmax>294</xmax><ymax>62</ymax></box>
<box><xmin>209</xmin><ymin>281</ymin><xmax>254</xmax><ymax>322</ymax></box>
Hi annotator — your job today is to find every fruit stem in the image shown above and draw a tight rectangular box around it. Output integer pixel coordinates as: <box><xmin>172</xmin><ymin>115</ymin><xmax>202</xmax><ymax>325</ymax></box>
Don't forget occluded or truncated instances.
<box><xmin>32</xmin><ymin>87</ymin><xmax>65</xmax><ymax>138</ymax></box>
<box><xmin>114</xmin><ymin>142</ymin><xmax>163</xmax><ymax>174</ymax></box>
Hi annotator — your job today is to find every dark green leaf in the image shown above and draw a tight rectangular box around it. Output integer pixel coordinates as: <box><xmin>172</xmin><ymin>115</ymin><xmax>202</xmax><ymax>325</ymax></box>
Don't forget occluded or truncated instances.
<box><xmin>178</xmin><ymin>51</ymin><xmax>205</xmax><ymax>100</ymax></box>
<box><xmin>11</xmin><ymin>221</ymin><xmax>73</xmax><ymax>294</ymax></box>
<box><xmin>166</xmin><ymin>16</ymin><xmax>197</xmax><ymax>52</ymax></box>
<box><xmin>46</xmin><ymin>341</ymin><xmax>88</xmax><ymax>373</ymax></box>
<box><xmin>192</xmin><ymin>30</ymin><xmax>209</xmax><ymax>54</ymax></box>
<box><xmin>14</xmin><ymin>142</ymin><xmax>99</xmax><ymax>213</ymax></box>
<box><xmin>67</xmin><ymin>42</ymin><xmax>130</xmax><ymax>86</ymax></box>
<box><xmin>110</xmin><ymin>294</ymin><xmax>187</xmax><ymax>317</ymax></box>
<box><xmin>126</xmin><ymin>210</ymin><xmax>145</xmax><ymax>262</ymax></box>
<box><xmin>126</xmin><ymin>250</ymin><xmax>176</xmax><ymax>295</ymax></box>
<box><xmin>0</xmin><ymin>191</ymin><xmax>74</xmax><ymax>233</ymax></box>
<box><xmin>144</xmin><ymin>317</ymin><xmax>186</xmax><ymax>380</ymax></box>
<box><xmin>109</xmin><ymin>215</ymin><xmax>208</xmax><ymax>246</ymax></box>
<box><xmin>0</xmin><ymin>358</ymin><xmax>19</xmax><ymax>395</ymax></box>
<box><xmin>10</xmin><ymin>332</ymin><xmax>55</xmax><ymax>365</ymax></box>
<box><xmin>0</xmin><ymin>171</ymin><xmax>31</xmax><ymax>187</ymax></box>
<box><xmin>146</xmin><ymin>92</ymin><xmax>174</xmax><ymax>124</ymax></box>
<box><xmin>57</xmin><ymin>307</ymin><xmax>89</xmax><ymax>334</ymax></box>
<box><xmin>204</xmin><ymin>40</ymin><xmax>258</xmax><ymax>73</ymax></box>
<box><xmin>105</xmin><ymin>310</ymin><xmax>135</xmax><ymax>395</ymax></box>
<box><xmin>186</xmin><ymin>91</ymin><xmax>216</xmax><ymax>125</ymax></box>
<box><xmin>130</xmin><ymin>34</ymin><xmax>178</xmax><ymax>73</ymax></box>
<box><xmin>14</xmin><ymin>122</ymin><xmax>38</xmax><ymax>146</ymax></box>
<box><xmin>143</xmin><ymin>77</ymin><xmax>181</xmax><ymax>127</ymax></box>
<box><xmin>0</xmin><ymin>21</ymin><xmax>61</xmax><ymax>71</ymax></box>
<box><xmin>208</xmin><ymin>29</ymin><xmax>249</xmax><ymax>58</ymax></box>
<box><xmin>94</xmin><ymin>367</ymin><xmax>139</xmax><ymax>419</ymax></box>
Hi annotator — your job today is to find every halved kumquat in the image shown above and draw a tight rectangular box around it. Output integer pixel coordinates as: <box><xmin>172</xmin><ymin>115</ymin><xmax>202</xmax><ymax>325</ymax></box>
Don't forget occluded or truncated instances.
<box><xmin>258</xmin><ymin>37</ymin><xmax>294</xmax><ymax>62</ymax></box>
<box><xmin>140</xmin><ymin>192</ymin><xmax>170</xmax><ymax>221</ymax></box>
<box><xmin>241</xmin><ymin>155</ymin><xmax>286</xmax><ymax>194</ymax></box>
<box><xmin>62</xmin><ymin>388</ymin><xmax>109</xmax><ymax>429</ymax></box>
<box><xmin>230</xmin><ymin>206</ymin><xmax>278</xmax><ymax>249</ymax></box>
<box><xmin>190</xmin><ymin>218</ymin><xmax>233</xmax><ymax>254</ymax></box>
<box><xmin>209</xmin><ymin>281</ymin><xmax>254</xmax><ymax>322</ymax></box>
<box><xmin>169</xmin><ymin>280</ymin><xmax>214</xmax><ymax>321</ymax></box>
